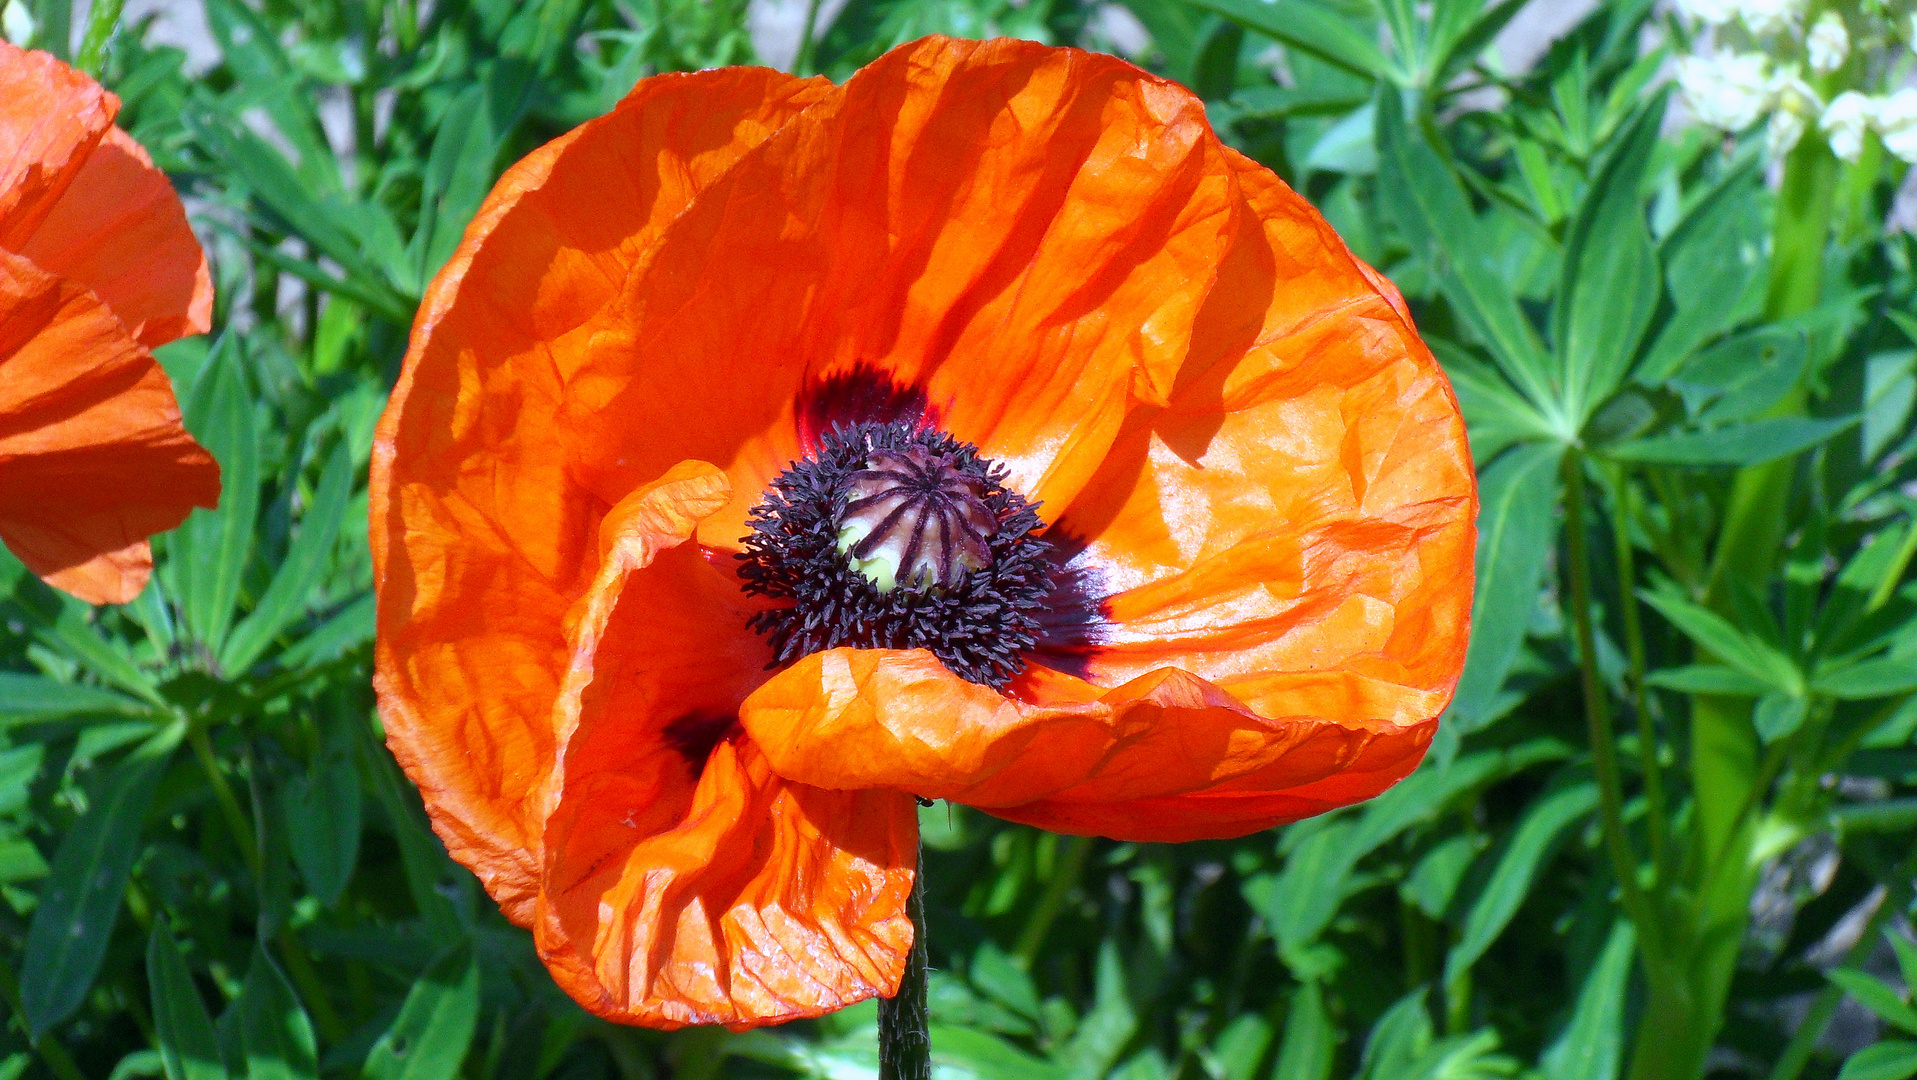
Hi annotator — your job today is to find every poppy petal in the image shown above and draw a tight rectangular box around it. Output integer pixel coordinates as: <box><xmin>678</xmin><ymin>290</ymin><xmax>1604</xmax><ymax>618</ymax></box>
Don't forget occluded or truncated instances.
<box><xmin>532</xmin><ymin>462</ymin><xmax>916</xmax><ymax>1028</ymax></box>
<box><xmin>553</xmin><ymin>36</ymin><xmax>1242</xmax><ymax>551</ymax></box>
<box><xmin>18</xmin><ymin>126</ymin><xmax>212</xmax><ymax>347</ymax></box>
<box><xmin>1040</xmin><ymin>148</ymin><xmax>1474</xmax><ymax>747</ymax></box>
<box><xmin>372</xmin><ymin>67</ymin><xmax>835</xmax><ymax>921</ymax></box>
<box><xmin>0</xmin><ymin>40</ymin><xmax>117</xmax><ymax>251</ymax></box>
<box><xmin>737</xmin><ymin>646</ymin><xmax>1443</xmax><ymax>841</ymax></box>
<box><xmin>0</xmin><ymin>249</ymin><xmax>218</xmax><ymax>604</ymax></box>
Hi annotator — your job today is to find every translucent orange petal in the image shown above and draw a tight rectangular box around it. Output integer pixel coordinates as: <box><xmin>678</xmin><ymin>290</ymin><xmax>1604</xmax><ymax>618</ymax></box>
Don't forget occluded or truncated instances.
<box><xmin>532</xmin><ymin>464</ymin><xmax>914</xmax><ymax>1027</ymax></box>
<box><xmin>547</xmin><ymin>37</ymin><xmax>1243</xmax><ymax>552</ymax></box>
<box><xmin>19</xmin><ymin>127</ymin><xmax>211</xmax><ymax>347</ymax></box>
<box><xmin>0</xmin><ymin>41</ymin><xmax>118</xmax><ymax>251</ymax></box>
<box><xmin>371</xmin><ymin>67</ymin><xmax>833</xmax><ymax>922</ymax></box>
<box><xmin>738</xmin><ymin>646</ymin><xmax>1441</xmax><ymax>840</ymax></box>
<box><xmin>0</xmin><ymin>249</ymin><xmax>218</xmax><ymax>604</ymax></box>
<box><xmin>1029</xmin><ymin>148</ymin><xmax>1476</xmax><ymax>797</ymax></box>
<box><xmin>734</xmin><ymin>129</ymin><xmax>1472</xmax><ymax>840</ymax></box>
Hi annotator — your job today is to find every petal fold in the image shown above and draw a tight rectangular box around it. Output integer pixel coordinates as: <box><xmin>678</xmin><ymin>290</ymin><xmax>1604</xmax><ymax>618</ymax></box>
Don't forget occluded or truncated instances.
<box><xmin>0</xmin><ymin>249</ymin><xmax>218</xmax><ymax>603</ymax></box>
<box><xmin>18</xmin><ymin>127</ymin><xmax>211</xmax><ymax>346</ymax></box>
<box><xmin>739</xmin><ymin>646</ymin><xmax>1435</xmax><ymax>839</ymax></box>
<box><xmin>372</xmin><ymin>67</ymin><xmax>831</xmax><ymax>921</ymax></box>
<box><xmin>0</xmin><ymin>40</ymin><xmax>117</xmax><ymax>250</ymax></box>
<box><xmin>532</xmin><ymin>461</ymin><xmax>915</xmax><ymax>1028</ymax></box>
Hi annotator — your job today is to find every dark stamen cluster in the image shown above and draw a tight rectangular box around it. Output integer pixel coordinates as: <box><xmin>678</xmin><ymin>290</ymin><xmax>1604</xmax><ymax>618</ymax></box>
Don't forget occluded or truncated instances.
<box><xmin>738</xmin><ymin>422</ymin><xmax>1055</xmax><ymax>688</ymax></box>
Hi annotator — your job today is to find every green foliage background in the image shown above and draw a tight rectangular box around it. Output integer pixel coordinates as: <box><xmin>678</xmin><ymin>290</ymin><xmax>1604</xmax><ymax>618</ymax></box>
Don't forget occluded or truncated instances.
<box><xmin>1</xmin><ymin>0</ymin><xmax>1916</xmax><ymax>1078</ymax></box>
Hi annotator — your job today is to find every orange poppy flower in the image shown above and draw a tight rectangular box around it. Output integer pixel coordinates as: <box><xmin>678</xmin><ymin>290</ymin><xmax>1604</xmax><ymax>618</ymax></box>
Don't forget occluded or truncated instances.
<box><xmin>0</xmin><ymin>41</ymin><xmax>219</xmax><ymax>605</ymax></box>
<box><xmin>371</xmin><ymin>36</ymin><xmax>1475</xmax><ymax>1030</ymax></box>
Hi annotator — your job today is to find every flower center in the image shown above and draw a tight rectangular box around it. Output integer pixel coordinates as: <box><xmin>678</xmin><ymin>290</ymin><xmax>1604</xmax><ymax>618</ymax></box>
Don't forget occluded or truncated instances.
<box><xmin>737</xmin><ymin>421</ymin><xmax>1055</xmax><ymax>688</ymax></box>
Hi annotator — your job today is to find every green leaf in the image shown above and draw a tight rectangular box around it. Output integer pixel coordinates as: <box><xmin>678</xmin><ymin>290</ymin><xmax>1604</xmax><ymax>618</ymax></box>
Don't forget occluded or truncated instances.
<box><xmin>276</xmin><ymin>593</ymin><xmax>375</xmax><ymax>671</ymax></box>
<box><xmin>1061</xmin><ymin>943</ymin><xmax>1137</xmax><ymax>1080</ymax></box>
<box><xmin>0</xmin><ymin>673</ymin><xmax>145</xmax><ymax>723</ymax></box>
<box><xmin>277</xmin><ymin>730</ymin><xmax>361</xmax><ymax>907</ymax></box>
<box><xmin>1448</xmin><ymin>442</ymin><xmax>1562</xmax><ymax>728</ymax></box>
<box><xmin>1838</xmin><ymin>1041</ymin><xmax>1917</xmax><ymax>1080</ymax></box>
<box><xmin>1813</xmin><ymin>656</ymin><xmax>1917</xmax><ymax>699</ymax></box>
<box><xmin>1829</xmin><ymin>968</ymin><xmax>1917</xmax><ymax>1035</ymax></box>
<box><xmin>1444</xmin><ymin>782</ymin><xmax>1598</xmax><ymax>985</ymax></box>
<box><xmin>1604</xmin><ymin>415</ymin><xmax>1859</xmax><ymax>466</ymax></box>
<box><xmin>175</xmin><ymin>337</ymin><xmax>261</xmax><ymax>657</ymax></box>
<box><xmin>37</xmin><ymin>597</ymin><xmax>164</xmax><ymax>706</ymax></box>
<box><xmin>1540</xmin><ymin>920</ymin><xmax>1635</xmax><ymax>1080</ymax></box>
<box><xmin>1556</xmin><ymin>96</ymin><xmax>1663</xmax><ymax>422</ymax></box>
<box><xmin>20</xmin><ymin>729</ymin><xmax>178</xmax><ymax>1036</ymax></box>
<box><xmin>0</xmin><ymin>744</ymin><xmax>44</xmax><ymax>815</ymax></box>
<box><xmin>1359</xmin><ymin>989</ymin><xmax>1434</xmax><ymax>1080</ymax></box>
<box><xmin>1753</xmin><ymin>694</ymin><xmax>1809</xmax><ymax>742</ymax></box>
<box><xmin>1181</xmin><ymin>0</ymin><xmax>1394</xmax><ymax>81</ymax></box>
<box><xmin>1376</xmin><ymin>87</ymin><xmax>1557</xmax><ymax>418</ymax></box>
<box><xmin>1669</xmin><ymin>327</ymin><xmax>1808</xmax><ymax>423</ymax></box>
<box><xmin>147</xmin><ymin>925</ymin><xmax>226</xmax><ymax>1080</ymax></box>
<box><xmin>1210</xmin><ymin>1014</ymin><xmax>1273</xmax><ymax>1080</ymax></box>
<box><xmin>364</xmin><ymin>945</ymin><xmax>479</xmax><ymax>1080</ymax></box>
<box><xmin>412</xmin><ymin>70</ymin><xmax>529</xmax><ymax>285</ymax></box>
<box><xmin>1272</xmin><ymin>980</ymin><xmax>1335</xmax><ymax>1080</ymax></box>
<box><xmin>1644</xmin><ymin>665</ymin><xmax>1774</xmax><ymax>696</ymax></box>
<box><xmin>221</xmin><ymin>440</ymin><xmax>355</xmax><ymax>674</ymax></box>
<box><xmin>1639</xmin><ymin>585</ymin><xmax>1803</xmax><ymax>694</ymax></box>
<box><xmin>239</xmin><ymin>947</ymin><xmax>319</xmax><ymax>1080</ymax></box>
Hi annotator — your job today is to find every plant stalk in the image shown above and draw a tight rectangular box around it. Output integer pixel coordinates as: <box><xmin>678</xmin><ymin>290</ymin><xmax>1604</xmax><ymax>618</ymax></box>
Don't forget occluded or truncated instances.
<box><xmin>1563</xmin><ymin>453</ymin><xmax>1653</xmax><ymax>939</ymax></box>
<box><xmin>879</xmin><ymin>847</ymin><xmax>930</xmax><ymax>1080</ymax></box>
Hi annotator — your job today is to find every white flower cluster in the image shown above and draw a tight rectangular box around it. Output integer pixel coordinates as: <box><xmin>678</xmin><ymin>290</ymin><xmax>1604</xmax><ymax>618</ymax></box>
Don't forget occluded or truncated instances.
<box><xmin>1671</xmin><ymin>0</ymin><xmax>1917</xmax><ymax>164</ymax></box>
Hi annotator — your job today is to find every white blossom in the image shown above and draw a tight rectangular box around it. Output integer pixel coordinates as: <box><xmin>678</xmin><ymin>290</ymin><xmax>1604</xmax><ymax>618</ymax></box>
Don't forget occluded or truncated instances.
<box><xmin>1822</xmin><ymin>91</ymin><xmax>1876</xmax><ymax>162</ymax></box>
<box><xmin>1736</xmin><ymin>0</ymin><xmax>1805</xmax><ymax>35</ymax></box>
<box><xmin>1677</xmin><ymin>53</ymin><xmax>1776</xmax><ymax>132</ymax></box>
<box><xmin>1877</xmin><ymin>88</ymin><xmax>1917</xmax><ymax>163</ymax></box>
<box><xmin>1808</xmin><ymin>12</ymin><xmax>1850</xmax><ymax>74</ymax></box>
<box><xmin>1674</xmin><ymin>0</ymin><xmax>1738</xmax><ymax>24</ymax></box>
<box><xmin>1768</xmin><ymin>109</ymin><xmax>1807</xmax><ymax>158</ymax></box>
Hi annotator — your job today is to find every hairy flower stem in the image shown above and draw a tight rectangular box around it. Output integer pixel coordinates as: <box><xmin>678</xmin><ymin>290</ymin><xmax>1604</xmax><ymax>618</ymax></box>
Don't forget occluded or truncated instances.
<box><xmin>879</xmin><ymin>848</ymin><xmax>930</xmax><ymax>1080</ymax></box>
<box><xmin>1563</xmin><ymin>454</ymin><xmax>1653</xmax><ymax>940</ymax></box>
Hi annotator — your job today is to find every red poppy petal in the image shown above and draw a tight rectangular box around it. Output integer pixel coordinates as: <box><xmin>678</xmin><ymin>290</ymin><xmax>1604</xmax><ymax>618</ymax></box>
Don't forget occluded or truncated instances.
<box><xmin>1052</xmin><ymin>148</ymin><xmax>1475</xmax><ymax>722</ymax></box>
<box><xmin>737</xmin><ymin>647</ymin><xmax>1440</xmax><ymax>841</ymax></box>
<box><xmin>0</xmin><ymin>41</ymin><xmax>117</xmax><ymax>250</ymax></box>
<box><xmin>553</xmin><ymin>37</ymin><xmax>1242</xmax><ymax>551</ymax></box>
<box><xmin>19</xmin><ymin>126</ymin><xmax>211</xmax><ymax>347</ymax></box>
<box><xmin>0</xmin><ymin>249</ymin><xmax>218</xmax><ymax>605</ymax></box>
<box><xmin>531</xmin><ymin>462</ymin><xmax>915</xmax><ymax>1028</ymax></box>
<box><xmin>372</xmin><ymin>68</ymin><xmax>831</xmax><ymax>922</ymax></box>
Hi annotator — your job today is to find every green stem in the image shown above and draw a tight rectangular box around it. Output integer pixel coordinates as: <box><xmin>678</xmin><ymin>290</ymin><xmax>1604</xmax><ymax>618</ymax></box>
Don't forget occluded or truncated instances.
<box><xmin>1563</xmin><ymin>453</ymin><xmax>1654</xmax><ymax>940</ymax></box>
<box><xmin>188</xmin><ymin>719</ymin><xmax>262</xmax><ymax>883</ymax></box>
<box><xmin>792</xmin><ymin>0</ymin><xmax>826</xmax><ymax>76</ymax></box>
<box><xmin>1014</xmin><ymin>835</ymin><xmax>1092</xmax><ymax>969</ymax></box>
<box><xmin>879</xmin><ymin>847</ymin><xmax>930</xmax><ymax>1080</ymax></box>
<box><xmin>1611</xmin><ymin>466</ymin><xmax>1667</xmax><ymax>880</ymax></box>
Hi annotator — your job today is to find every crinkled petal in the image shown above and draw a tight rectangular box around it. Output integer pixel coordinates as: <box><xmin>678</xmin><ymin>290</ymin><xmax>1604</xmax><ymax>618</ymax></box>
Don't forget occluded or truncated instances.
<box><xmin>18</xmin><ymin>126</ymin><xmax>211</xmax><ymax>347</ymax></box>
<box><xmin>0</xmin><ymin>249</ymin><xmax>218</xmax><ymax>604</ymax></box>
<box><xmin>0</xmin><ymin>40</ymin><xmax>117</xmax><ymax>251</ymax></box>
<box><xmin>738</xmin><ymin>647</ymin><xmax>1439</xmax><ymax>840</ymax></box>
<box><xmin>1042</xmin><ymin>148</ymin><xmax>1474</xmax><ymax>741</ymax></box>
<box><xmin>533</xmin><ymin>462</ymin><xmax>916</xmax><ymax>1028</ymax></box>
<box><xmin>371</xmin><ymin>67</ymin><xmax>834</xmax><ymax>922</ymax></box>
<box><xmin>553</xmin><ymin>36</ymin><xmax>1242</xmax><ymax>550</ymax></box>
<box><xmin>734</xmin><ymin>144</ymin><xmax>1471</xmax><ymax>841</ymax></box>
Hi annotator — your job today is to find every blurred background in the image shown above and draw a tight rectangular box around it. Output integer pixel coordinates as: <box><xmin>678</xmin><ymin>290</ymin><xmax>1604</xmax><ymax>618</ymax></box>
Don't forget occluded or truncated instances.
<box><xmin>3</xmin><ymin>0</ymin><xmax>1917</xmax><ymax>1078</ymax></box>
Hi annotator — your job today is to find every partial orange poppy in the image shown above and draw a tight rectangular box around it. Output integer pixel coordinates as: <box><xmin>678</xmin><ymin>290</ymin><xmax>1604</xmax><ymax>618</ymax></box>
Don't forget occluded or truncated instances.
<box><xmin>0</xmin><ymin>42</ymin><xmax>219</xmax><ymax>604</ymax></box>
<box><xmin>372</xmin><ymin>36</ymin><xmax>1475</xmax><ymax>1030</ymax></box>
